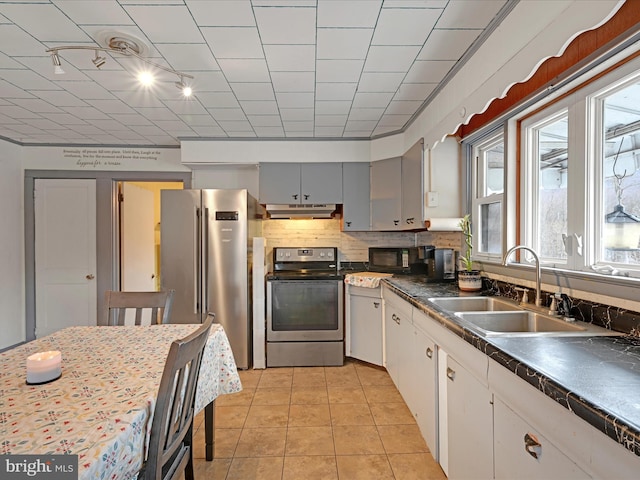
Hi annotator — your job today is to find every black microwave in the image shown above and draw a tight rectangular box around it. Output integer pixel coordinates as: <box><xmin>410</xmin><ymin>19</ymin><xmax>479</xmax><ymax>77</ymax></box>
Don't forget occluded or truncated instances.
<box><xmin>368</xmin><ymin>246</ymin><xmax>428</xmax><ymax>274</ymax></box>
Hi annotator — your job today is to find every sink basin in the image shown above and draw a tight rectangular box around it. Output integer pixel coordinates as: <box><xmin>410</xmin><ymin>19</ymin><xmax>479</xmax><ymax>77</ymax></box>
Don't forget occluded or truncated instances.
<box><xmin>455</xmin><ymin>311</ymin><xmax>619</xmax><ymax>337</ymax></box>
<box><xmin>428</xmin><ymin>296</ymin><xmax>520</xmax><ymax>312</ymax></box>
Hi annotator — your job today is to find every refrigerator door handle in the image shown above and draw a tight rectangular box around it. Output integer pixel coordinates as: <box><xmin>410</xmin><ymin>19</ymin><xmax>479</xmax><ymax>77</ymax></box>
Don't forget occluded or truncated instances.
<box><xmin>195</xmin><ymin>206</ymin><xmax>201</xmax><ymax>315</ymax></box>
<box><xmin>204</xmin><ymin>206</ymin><xmax>210</xmax><ymax>314</ymax></box>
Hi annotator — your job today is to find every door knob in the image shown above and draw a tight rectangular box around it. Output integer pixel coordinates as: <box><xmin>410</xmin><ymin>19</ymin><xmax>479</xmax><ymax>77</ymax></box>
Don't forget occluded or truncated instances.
<box><xmin>86</xmin><ymin>274</ymin><xmax>95</xmax><ymax>280</ymax></box>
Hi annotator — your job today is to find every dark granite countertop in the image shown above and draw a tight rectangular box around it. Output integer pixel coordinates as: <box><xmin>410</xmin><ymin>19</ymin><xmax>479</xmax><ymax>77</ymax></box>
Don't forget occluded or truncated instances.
<box><xmin>380</xmin><ymin>275</ymin><xmax>640</xmax><ymax>457</ymax></box>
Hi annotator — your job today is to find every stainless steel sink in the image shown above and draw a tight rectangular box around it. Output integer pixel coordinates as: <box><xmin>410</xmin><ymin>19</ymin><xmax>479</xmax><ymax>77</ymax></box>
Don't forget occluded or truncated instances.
<box><xmin>455</xmin><ymin>311</ymin><xmax>619</xmax><ymax>337</ymax></box>
<box><xmin>428</xmin><ymin>296</ymin><xmax>520</xmax><ymax>312</ymax></box>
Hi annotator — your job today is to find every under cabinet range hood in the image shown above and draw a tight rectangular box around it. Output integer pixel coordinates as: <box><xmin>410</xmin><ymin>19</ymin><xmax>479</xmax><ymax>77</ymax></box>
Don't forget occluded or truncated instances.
<box><xmin>265</xmin><ymin>204</ymin><xmax>336</xmax><ymax>219</ymax></box>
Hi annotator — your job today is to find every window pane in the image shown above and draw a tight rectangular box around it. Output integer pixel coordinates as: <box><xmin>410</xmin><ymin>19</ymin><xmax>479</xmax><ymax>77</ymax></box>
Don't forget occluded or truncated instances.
<box><xmin>479</xmin><ymin>141</ymin><xmax>504</xmax><ymax>195</ymax></box>
<box><xmin>601</xmin><ymin>83</ymin><xmax>640</xmax><ymax>265</ymax></box>
<box><xmin>536</xmin><ymin>116</ymin><xmax>568</xmax><ymax>260</ymax></box>
<box><xmin>480</xmin><ymin>202</ymin><xmax>502</xmax><ymax>254</ymax></box>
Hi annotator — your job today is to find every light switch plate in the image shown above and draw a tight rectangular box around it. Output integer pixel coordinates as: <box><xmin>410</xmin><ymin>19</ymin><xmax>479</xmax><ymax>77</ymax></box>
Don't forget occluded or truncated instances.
<box><xmin>427</xmin><ymin>191</ymin><xmax>439</xmax><ymax>207</ymax></box>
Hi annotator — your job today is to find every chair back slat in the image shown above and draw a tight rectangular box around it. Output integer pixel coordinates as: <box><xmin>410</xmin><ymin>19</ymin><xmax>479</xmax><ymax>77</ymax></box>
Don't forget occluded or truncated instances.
<box><xmin>103</xmin><ymin>290</ymin><xmax>175</xmax><ymax>326</ymax></box>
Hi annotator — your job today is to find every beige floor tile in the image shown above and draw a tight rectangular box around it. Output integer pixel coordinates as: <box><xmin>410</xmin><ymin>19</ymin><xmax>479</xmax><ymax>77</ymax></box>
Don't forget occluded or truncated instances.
<box><xmin>258</xmin><ymin>372</ymin><xmax>294</xmax><ymax>388</ymax></box>
<box><xmin>335</xmin><ymin>454</ymin><xmax>395</xmax><ymax>480</ymax></box>
<box><xmin>378</xmin><ymin>424</ymin><xmax>429</xmax><ymax>454</ymax></box>
<box><xmin>226</xmin><ymin>457</ymin><xmax>284</xmax><ymax>480</ymax></box>
<box><xmin>356</xmin><ymin>365</ymin><xmax>394</xmax><ymax>386</ymax></box>
<box><xmin>262</xmin><ymin>367</ymin><xmax>294</xmax><ymax>376</ymax></box>
<box><xmin>363</xmin><ymin>385</ymin><xmax>404</xmax><ymax>403</ymax></box>
<box><xmin>193</xmin><ymin>458</ymin><xmax>231</xmax><ymax>480</ymax></box>
<box><xmin>330</xmin><ymin>403</ymin><xmax>374</xmax><ymax>426</ymax></box>
<box><xmin>283</xmin><ymin>456</ymin><xmax>338</xmax><ymax>480</ymax></box>
<box><xmin>285</xmin><ymin>426</ymin><xmax>335</xmax><ymax>456</ymax></box>
<box><xmin>291</xmin><ymin>386</ymin><xmax>329</xmax><ymax>405</ymax></box>
<box><xmin>194</xmin><ymin>410</ymin><xmax>204</xmax><ymax>430</ymax></box>
<box><xmin>214</xmin><ymin>405</ymin><xmax>249</xmax><ymax>429</ymax></box>
<box><xmin>238</xmin><ymin>369</ymin><xmax>263</xmax><ymax>388</ymax></box>
<box><xmin>215</xmin><ymin>387</ymin><xmax>255</xmax><ymax>406</ymax></box>
<box><xmin>252</xmin><ymin>387</ymin><xmax>291</xmax><ymax>405</ymax></box>
<box><xmin>293</xmin><ymin>366</ymin><xmax>325</xmax><ymax>375</ymax></box>
<box><xmin>292</xmin><ymin>370</ymin><xmax>326</xmax><ymax>386</ymax></box>
<box><xmin>324</xmin><ymin>368</ymin><xmax>360</xmax><ymax>386</ymax></box>
<box><xmin>327</xmin><ymin>385</ymin><xmax>366</xmax><ymax>404</ymax></box>
<box><xmin>333</xmin><ymin>425</ymin><xmax>385</xmax><ymax>455</ymax></box>
<box><xmin>212</xmin><ymin>428</ymin><xmax>242</xmax><ymax>458</ymax></box>
<box><xmin>244</xmin><ymin>404</ymin><xmax>289</xmax><ymax>428</ymax></box>
<box><xmin>387</xmin><ymin>453</ymin><xmax>447</xmax><ymax>480</ymax></box>
<box><xmin>235</xmin><ymin>427</ymin><xmax>287</xmax><ymax>457</ymax></box>
<box><xmin>370</xmin><ymin>402</ymin><xmax>417</xmax><ymax>425</ymax></box>
<box><xmin>288</xmin><ymin>403</ymin><xmax>331</xmax><ymax>426</ymax></box>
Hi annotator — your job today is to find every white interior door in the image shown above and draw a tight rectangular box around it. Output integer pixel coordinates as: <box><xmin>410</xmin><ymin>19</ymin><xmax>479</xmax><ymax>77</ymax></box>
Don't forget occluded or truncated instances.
<box><xmin>35</xmin><ymin>179</ymin><xmax>97</xmax><ymax>337</ymax></box>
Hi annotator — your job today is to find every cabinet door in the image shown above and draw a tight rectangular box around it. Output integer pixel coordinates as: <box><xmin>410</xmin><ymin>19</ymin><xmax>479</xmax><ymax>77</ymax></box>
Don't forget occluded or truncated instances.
<box><xmin>348</xmin><ymin>293</ymin><xmax>383</xmax><ymax>366</ymax></box>
<box><xmin>371</xmin><ymin>157</ymin><xmax>402</xmax><ymax>230</ymax></box>
<box><xmin>342</xmin><ymin>162</ymin><xmax>370</xmax><ymax>231</ymax></box>
<box><xmin>259</xmin><ymin>163</ymin><xmax>301</xmax><ymax>204</ymax></box>
<box><xmin>494</xmin><ymin>398</ymin><xmax>591</xmax><ymax>480</ymax></box>
<box><xmin>301</xmin><ymin>163</ymin><xmax>343</xmax><ymax>203</ymax></box>
<box><xmin>401</xmin><ymin>141</ymin><xmax>423</xmax><ymax>229</ymax></box>
<box><xmin>447</xmin><ymin>356</ymin><xmax>493</xmax><ymax>480</ymax></box>
<box><xmin>384</xmin><ymin>299</ymin><xmax>410</xmax><ymax>388</ymax></box>
<box><xmin>406</xmin><ymin>326</ymin><xmax>438</xmax><ymax>457</ymax></box>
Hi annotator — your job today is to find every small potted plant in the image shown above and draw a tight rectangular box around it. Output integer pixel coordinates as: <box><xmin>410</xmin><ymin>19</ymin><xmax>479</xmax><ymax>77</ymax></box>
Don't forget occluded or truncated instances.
<box><xmin>458</xmin><ymin>214</ymin><xmax>483</xmax><ymax>291</ymax></box>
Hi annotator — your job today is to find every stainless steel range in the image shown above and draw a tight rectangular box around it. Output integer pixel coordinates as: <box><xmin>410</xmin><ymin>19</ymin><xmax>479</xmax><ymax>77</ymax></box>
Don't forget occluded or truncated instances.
<box><xmin>266</xmin><ymin>247</ymin><xmax>344</xmax><ymax>367</ymax></box>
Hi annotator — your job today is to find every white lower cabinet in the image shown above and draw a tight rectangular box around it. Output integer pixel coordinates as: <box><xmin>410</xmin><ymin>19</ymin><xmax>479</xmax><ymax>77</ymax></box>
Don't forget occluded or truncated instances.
<box><xmin>346</xmin><ymin>285</ymin><xmax>383</xmax><ymax>366</ymax></box>
<box><xmin>383</xmin><ymin>290</ymin><xmax>412</xmax><ymax>389</ymax></box>
<box><xmin>493</xmin><ymin>397</ymin><xmax>590</xmax><ymax>479</ymax></box>
<box><xmin>446</xmin><ymin>355</ymin><xmax>494</xmax><ymax>480</ymax></box>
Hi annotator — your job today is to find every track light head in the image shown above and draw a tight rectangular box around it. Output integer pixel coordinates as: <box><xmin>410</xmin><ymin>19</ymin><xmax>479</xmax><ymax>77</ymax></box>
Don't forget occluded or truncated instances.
<box><xmin>51</xmin><ymin>52</ymin><xmax>65</xmax><ymax>75</ymax></box>
<box><xmin>92</xmin><ymin>51</ymin><xmax>106</xmax><ymax>69</ymax></box>
<box><xmin>175</xmin><ymin>78</ymin><xmax>192</xmax><ymax>97</ymax></box>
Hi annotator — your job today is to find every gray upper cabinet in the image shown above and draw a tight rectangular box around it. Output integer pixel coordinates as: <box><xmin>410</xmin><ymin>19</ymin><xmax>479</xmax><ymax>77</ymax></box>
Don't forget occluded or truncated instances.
<box><xmin>342</xmin><ymin>162</ymin><xmax>370</xmax><ymax>231</ymax></box>
<box><xmin>371</xmin><ymin>157</ymin><xmax>402</xmax><ymax>230</ymax></box>
<box><xmin>259</xmin><ymin>162</ymin><xmax>342</xmax><ymax>204</ymax></box>
<box><xmin>401</xmin><ymin>140</ymin><xmax>424</xmax><ymax>229</ymax></box>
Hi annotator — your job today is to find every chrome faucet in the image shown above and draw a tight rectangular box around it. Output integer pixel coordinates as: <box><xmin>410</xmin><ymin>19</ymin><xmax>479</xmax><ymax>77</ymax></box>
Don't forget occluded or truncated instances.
<box><xmin>502</xmin><ymin>245</ymin><xmax>542</xmax><ymax>307</ymax></box>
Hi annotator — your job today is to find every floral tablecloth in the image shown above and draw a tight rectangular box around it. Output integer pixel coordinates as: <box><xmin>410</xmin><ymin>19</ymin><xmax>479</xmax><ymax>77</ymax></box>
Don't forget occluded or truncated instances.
<box><xmin>344</xmin><ymin>271</ymin><xmax>393</xmax><ymax>288</ymax></box>
<box><xmin>0</xmin><ymin>324</ymin><xmax>242</xmax><ymax>480</ymax></box>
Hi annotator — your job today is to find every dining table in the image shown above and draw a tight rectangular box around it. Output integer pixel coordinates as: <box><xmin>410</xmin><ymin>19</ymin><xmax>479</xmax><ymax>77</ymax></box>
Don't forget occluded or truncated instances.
<box><xmin>0</xmin><ymin>323</ymin><xmax>242</xmax><ymax>480</ymax></box>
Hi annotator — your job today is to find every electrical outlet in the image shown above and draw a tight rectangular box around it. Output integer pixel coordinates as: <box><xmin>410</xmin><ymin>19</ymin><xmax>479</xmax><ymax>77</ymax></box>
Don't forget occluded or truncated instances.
<box><xmin>427</xmin><ymin>191</ymin><xmax>439</xmax><ymax>207</ymax></box>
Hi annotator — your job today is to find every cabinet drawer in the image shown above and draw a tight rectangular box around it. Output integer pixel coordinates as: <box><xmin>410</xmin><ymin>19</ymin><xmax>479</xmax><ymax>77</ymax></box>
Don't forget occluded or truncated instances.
<box><xmin>347</xmin><ymin>285</ymin><xmax>382</xmax><ymax>298</ymax></box>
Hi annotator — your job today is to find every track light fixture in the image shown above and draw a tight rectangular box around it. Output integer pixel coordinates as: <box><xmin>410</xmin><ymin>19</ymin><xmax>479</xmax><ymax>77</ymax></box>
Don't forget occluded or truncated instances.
<box><xmin>46</xmin><ymin>36</ymin><xmax>194</xmax><ymax>95</ymax></box>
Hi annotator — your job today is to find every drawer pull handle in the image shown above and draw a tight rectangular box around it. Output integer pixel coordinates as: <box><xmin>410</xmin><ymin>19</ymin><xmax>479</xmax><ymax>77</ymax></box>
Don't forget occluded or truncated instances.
<box><xmin>446</xmin><ymin>367</ymin><xmax>455</xmax><ymax>381</ymax></box>
<box><xmin>373</xmin><ymin>302</ymin><xmax>380</xmax><ymax>308</ymax></box>
<box><xmin>425</xmin><ymin>347</ymin><xmax>433</xmax><ymax>359</ymax></box>
<box><xmin>524</xmin><ymin>433</ymin><xmax>542</xmax><ymax>459</ymax></box>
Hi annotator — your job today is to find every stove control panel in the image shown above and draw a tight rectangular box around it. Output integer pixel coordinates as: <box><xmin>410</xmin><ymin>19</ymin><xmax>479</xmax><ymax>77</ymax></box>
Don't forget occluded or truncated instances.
<box><xmin>274</xmin><ymin>247</ymin><xmax>336</xmax><ymax>263</ymax></box>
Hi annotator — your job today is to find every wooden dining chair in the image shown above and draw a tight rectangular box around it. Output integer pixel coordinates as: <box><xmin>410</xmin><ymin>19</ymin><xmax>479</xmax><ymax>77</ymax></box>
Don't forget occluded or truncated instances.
<box><xmin>103</xmin><ymin>289</ymin><xmax>175</xmax><ymax>326</ymax></box>
<box><xmin>139</xmin><ymin>313</ymin><xmax>214</xmax><ymax>480</ymax></box>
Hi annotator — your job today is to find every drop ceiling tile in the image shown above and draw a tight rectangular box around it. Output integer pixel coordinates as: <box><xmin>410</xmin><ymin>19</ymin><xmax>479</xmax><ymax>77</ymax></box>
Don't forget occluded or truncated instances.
<box><xmin>201</xmin><ymin>27</ymin><xmax>263</xmax><ymax>58</ymax></box>
<box><xmin>283</xmin><ymin>121</ymin><xmax>314</xmax><ymax>132</ymax></box>
<box><xmin>418</xmin><ymin>29</ymin><xmax>481</xmax><ymax>60</ymax></box>
<box><xmin>130</xmin><ymin>125</ymin><xmax>166</xmax><ymax>136</ymax></box>
<box><xmin>114</xmin><ymin>131</ymin><xmax>148</xmax><ymax>141</ymax></box>
<box><xmin>108</xmin><ymin>114</ymin><xmax>153</xmax><ymax>126</ymax></box>
<box><xmin>240</xmin><ymin>101</ymin><xmax>279</xmax><ymax>115</ymax></box>
<box><xmin>317</xmin><ymin>0</ymin><xmax>382</xmax><ymax>28</ymax></box>
<box><xmin>316</xmin><ymin>83</ymin><xmax>357</xmax><ymax>101</ymax></box>
<box><xmin>155</xmin><ymin>44</ymin><xmax>220</xmax><ymax>71</ymax></box>
<box><xmin>363</xmin><ymin>46</ymin><xmax>421</xmax><ymax>72</ymax></box>
<box><xmin>0</xmin><ymin>51</ymin><xmax>27</xmax><ymax>69</ymax></box>
<box><xmin>372</xmin><ymin>7</ymin><xmax>439</xmax><ymax>45</ymax></box>
<box><xmin>253</xmin><ymin>126</ymin><xmax>285</xmax><ymax>136</ymax></box>
<box><xmin>349</xmin><ymin>108</ymin><xmax>385</xmax><ymax>121</ymax></box>
<box><xmin>385</xmin><ymin>100</ymin><xmax>422</xmax><ymax>115</ymax></box>
<box><xmin>275</xmin><ymin>92</ymin><xmax>314</xmax><ymax>109</ymax></box>
<box><xmin>345</xmin><ymin>125</ymin><xmax>375</xmax><ymax>134</ymax></box>
<box><xmin>0</xmin><ymin>4</ymin><xmax>91</xmax><ymax>42</ymax></box>
<box><xmin>111</xmin><ymin>90</ymin><xmax>166</xmax><ymax>108</ymax></box>
<box><xmin>123</xmin><ymin>5</ymin><xmax>203</xmax><ymax>43</ymax></box>
<box><xmin>83</xmin><ymin>69</ymin><xmax>143</xmax><ymax>91</ymax></box>
<box><xmin>271</xmin><ymin>72</ymin><xmax>315</xmax><ymax>92</ymax></box>
<box><xmin>280</xmin><ymin>109</ymin><xmax>314</xmax><ymax>121</ymax></box>
<box><xmin>134</xmin><ymin>107</ymin><xmax>179</xmax><ymax>121</ymax></box>
<box><xmin>384</xmin><ymin>0</ymin><xmax>447</xmax><ymax>6</ymax></box>
<box><xmin>153</xmin><ymin>120</ymin><xmax>191</xmax><ymax>131</ymax></box>
<box><xmin>179</xmin><ymin>114</ymin><xmax>217</xmax><ymax>126</ymax></box>
<box><xmin>190</xmin><ymin>125</ymin><xmax>226</xmax><ymax>136</ymax></box>
<box><xmin>85</xmin><ymin>99</ymin><xmax>136</xmax><ymax>114</ymax></box>
<box><xmin>52</xmin><ymin>0</ymin><xmax>134</xmax><ymax>25</ymax></box>
<box><xmin>17</xmin><ymin>55</ymin><xmax>89</xmax><ymax>82</ymax></box>
<box><xmin>207</xmin><ymin>108</ymin><xmax>247</xmax><ymax>121</ymax></box>
<box><xmin>217</xmin><ymin>119</ymin><xmax>253</xmax><ymax>131</ymax></box>
<box><xmin>27</xmin><ymin>90</ymin><xmax>84</xmax><ymax>106</ymax></box>
<box><xmin>190</xmin><ymin>71</ymin><xmax>232</xmax><ymax>92</ymax></box>
<box><xmin>404</xmin><ymin>60</ymin><xmax>455</xmax><ymax>83</ymax></box>
<box><xmin>70</xmin><ymin>124</ymin><xmax>106</xmax><ymax>134</ymax></box>
<box><xmin>264</xmin><ymin>45</ymin><xmax>315</xmax><ymax>72</ymax></box>
<box><xmin>352</xmin><ymin>92</ymin><xmax>394</xmax><ymax>109</ymax></box>
<box><xmin>315</xmin><ymin>126</ymin><xmax>344</xmax><ymax>136</ymax></box>
<box><xmin>140</xmin><ymin>134</ymin><xmax>178</xmax><ymax>145</ymax></box>
<box><xmin>357</xmin><ymin>72</ymin><xmax>405</xmax><ymax>92</ymax></box>
<box><xmin>88</xmin><ymin>119</ymin><xmax>124</xmax><ymax>130</ymax></box>
<box><xmin>0</xmin><ymin>80</ymin><xmax>34</xmax><ymax>99</ymax></box>
<box><xmin>162</xmin><ymin>99</ymin><xmax>209</xmax><ymax>115</ymax></box>
<box><xmin>0</xmin><ymin>112</ymin><xmax>22</xmax><ymax>124</ymax></box>
<box><xmin>315</xmin><ymin>101</ymin><xmax>351</xmax><ymax>115</ymax></box>
<box><xmin>186</xmin><ymin>0</ymin><xmax>255</xmax><ymax>27</ymax></box>
<box><xmin>373</xmin><ymin>125</ymin><xmax>397</xmax><ymax>136</ymax></box>
<box><xmin>316</xmin><ymin>60</ymin><xmax>364</xmax><ymax>83</ymax></box>
<box><xmin>86</xmin><ymin>133</ymin><xmax>122</xmax><ymax>143</ymax></box>
<box><xmin>54</xmin><ymin>81</ymin><xmax>115</xmax><ymax>100</ymax></box>
<box><xmin>217</xmin><ymin>59</ymin><xmax>270</xmax><ymax>83</ymax></box>
<box><xmin>223</xmin><ymin>130</ymin><xmax>256</xmax><ymax>137</ymax></box>
<box><xmin>247</xmin><ymin>115</ymin><xmax>282</xmax><ymax>127</ymax></box>
<box><xmin>378</xmin><ymin>114</ymin><xmax>412</xmax><ymax>127</ymax></box>
<box><xmin>61</xmin><ymin>106</ymin><xmax>110</xmax><ymax>120</ymax></box>
<box><xmin>195</xmin><ymin>92</ymin><xmax>239</xmax><ymax>109</ymax></box>
<box><xmin>253</xmin><ymin>1</ymin><xmax>316</xmax><ymax>7</ymax></box>
<box><xmin>317</xmin><ymin>28</ymin><xmax>373</xmax><ymax>60</ymax></box>
<box><xmin>12</xmin><ymin>121</ymin><xmax>54</xmax><ymax>133</ymax></box>
<box><xmin>43</xmin><ymin>113</ymin><xmax>85</xmax><ymax>125</ymax></box>
<box><xmin>315</xmin><ymin>115</ymin><xmax>347</xmax><ymax>126</ymax></box>
<box><xmin>254</xmin><ymin>6</ymin><xmax>316</xmax><ymax>44</ymax></box>
<box><xmin>10</xmin><ymin>98</ymin><xmax>63</xmax><ymax>113</ymax></box>
<box><xmin>394</xmin><ymin>83</ymin><xmax>436</xmax><ymax>101</ymax></box>
<box><xmin>231</xmin><ymin>83</ymin><xmax>275</xmax><ymax>101</ymax></box>
<box><xmin>437</xmin><ymin>0</ymin><xmax>507</xmax><ymax>29</ymax></box>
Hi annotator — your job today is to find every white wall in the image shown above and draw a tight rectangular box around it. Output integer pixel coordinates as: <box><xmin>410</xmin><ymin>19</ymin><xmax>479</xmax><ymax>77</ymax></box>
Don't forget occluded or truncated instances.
<box><xmin>0</xmin><ymin>139</ymin><xmax>24</xmax><ymax>349</ymax></box>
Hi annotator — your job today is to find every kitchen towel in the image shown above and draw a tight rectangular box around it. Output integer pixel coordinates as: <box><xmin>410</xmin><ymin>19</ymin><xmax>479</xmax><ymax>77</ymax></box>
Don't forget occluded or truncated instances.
<box><xmin>425</xmin><ymin>217</ymin><xmax>463</xmax><ymax>231</ymax></box>
<box><xmin>344</xmin><ymin>272</ymin><xmax>393</xmax><ymax>288</ymax></box>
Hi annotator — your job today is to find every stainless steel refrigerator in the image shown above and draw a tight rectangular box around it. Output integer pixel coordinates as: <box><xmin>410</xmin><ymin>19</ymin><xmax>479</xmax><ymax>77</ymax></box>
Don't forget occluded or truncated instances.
<box><xmin>160</xmin><ymin>189</ymin><xmax>262</xmax><ymax>369</ymax></box>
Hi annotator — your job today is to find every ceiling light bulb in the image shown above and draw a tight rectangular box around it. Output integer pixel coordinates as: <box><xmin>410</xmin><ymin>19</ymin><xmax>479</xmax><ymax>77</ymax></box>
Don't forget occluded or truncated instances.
<box><xmin>182</xmin><ymin>85</ymin><xmax>192</xmax><ymax>97</ymax></box>
<box><xmin>138</xmin><ymin>71</ymin><xmax>154</xmax><ymax>87</ymax></box>
<box><xmin>51</xmin><ymin>52</ymin><xmax>65</xmax><ymax>75</ymax></box>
